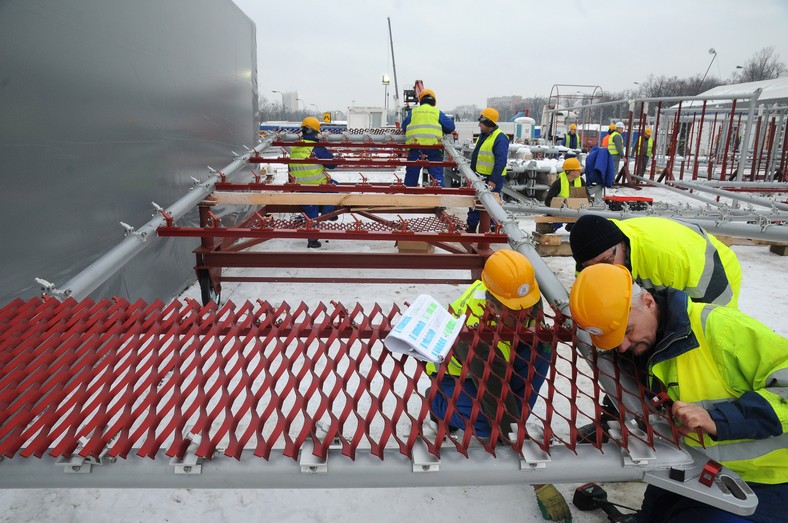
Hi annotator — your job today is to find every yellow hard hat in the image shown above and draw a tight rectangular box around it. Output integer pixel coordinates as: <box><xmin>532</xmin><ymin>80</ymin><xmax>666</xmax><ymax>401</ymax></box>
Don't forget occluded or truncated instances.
<box><xmin>419</xmin><ymin>89</ymin><xmax>436</xmax><ymax>101</ymax></box>
<box><xmin>569</xmin><ymin>123</ymin><xmax>577</xmax><ymax>130</ymax></box>
<box><xmin>301</xmin><ymin>116</ymin><xmax>321</xmax><ymax>132</ymax></box>
<box><xmin>645</xmin><ymin>128</ymin><xmax>653</xmax><ymax>136</ymax></box>
<box><xmin>481</xmin><ymin>250</ymin><xmax>541</xmax><ymax>310</ymax></box>
<box><xmin>562</xmin><ymin>157</ymin><xmax>582</xmax><ymax>172</ymax></box>
<box><xmin>479</xmin><ymin>107</ymin><xmax>499</xmax><ymax>125</ymax></box>
<box><xmin>608</xmin><ymin>123</ymin><xmax>616</xmax><ymax>131</ymax></box>
<box><xmin>569</xmin><ymin>264</ymin><xmax>633</xmax><ymax>350</ymax></box>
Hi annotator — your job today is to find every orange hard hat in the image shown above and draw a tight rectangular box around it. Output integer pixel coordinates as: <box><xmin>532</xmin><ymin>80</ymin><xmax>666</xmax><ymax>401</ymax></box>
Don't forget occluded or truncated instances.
<box><xmin>562</xmin><ymin>157</ymin><xmax>582</xmax><ymax>172</ymax></box>
<box><xmin>301</xmin><ymin>116</ymin><xmax>321</xmax><ymax>132</ymax></box>
<box><xmin>569</xmin><ymin>264</ymin><xmax>633</xmax><ymax>350</ymax></box>
<box><xmin>481</xmin><ymin>250</ymin><xmax>541</xmax><ymax>310</ymax></box>
<box><xmin>479</xmin><ymin>107</ymin><xmax>499</xmax><ymax>125</ymax></box>
<box><xmin>419</xmin><ymin>89</ymin><xmax>436</xmax><ymax>101</ymax></box>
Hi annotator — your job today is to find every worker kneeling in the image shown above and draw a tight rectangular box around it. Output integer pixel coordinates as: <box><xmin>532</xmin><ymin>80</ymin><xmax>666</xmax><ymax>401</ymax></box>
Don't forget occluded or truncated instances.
<box><xmin>427</xmin><ymin>249</ymin><xmax>550</xmax><ymax>439</ymax></box>
<box><xmin>569</xmin><ymin>264</ymin><xmax>787</xmax><ymax>523</ymax></box>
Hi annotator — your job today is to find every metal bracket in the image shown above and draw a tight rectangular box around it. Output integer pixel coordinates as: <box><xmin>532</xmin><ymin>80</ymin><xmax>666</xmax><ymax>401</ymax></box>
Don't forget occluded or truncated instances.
<box><xmin>298</xmin><ymin>437</ymin><xmax>342</xmax><ymax>474</ymax></box>
<box><xmin>518</xmin><ymin>424</ymin><xmax>551</xmax><ymax>470</ymax></box>
<box><xmin>608</xmin><ymin>420</ymin><xmax>656</xmax><ymax>465</ymax></box>
<box><xmin>55</xmin><ymin>454</ymin><xmax>109</xmax><ymax>474</ymax></box>
<box><xmin>54</xmin><ymin>434</ymin><xmax>117</xmax><ymax>473</ymax></box>
<box><xmin>411</xmin><ymin>439</ymin><xmax>440</xmax><ymax>473</ymax></box>
<box><xmin>170</xmin><ymin>431</ymin><xmax>203</xmax><ymax>475</ymax></box>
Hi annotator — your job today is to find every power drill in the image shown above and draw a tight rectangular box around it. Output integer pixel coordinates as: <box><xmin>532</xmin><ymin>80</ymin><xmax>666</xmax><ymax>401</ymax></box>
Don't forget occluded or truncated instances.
<box><xmin>572</xmin><ymin>482</ymin><xmax>638</xmax><ymax>522</ymax></box>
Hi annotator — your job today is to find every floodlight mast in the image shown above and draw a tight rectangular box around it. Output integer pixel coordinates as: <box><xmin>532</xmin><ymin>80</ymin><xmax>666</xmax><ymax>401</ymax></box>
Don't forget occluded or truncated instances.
<box><xmin>387</xmin><ymin>17</ymin><xmax>401</xmax><ymax>124</ymax></box>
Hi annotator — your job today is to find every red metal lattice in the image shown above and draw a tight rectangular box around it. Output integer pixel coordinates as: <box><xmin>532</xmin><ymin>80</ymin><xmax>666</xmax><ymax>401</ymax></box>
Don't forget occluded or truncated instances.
<box><xmin>0</xmin><ymin>298</ymin><xmax>681</xmax><ymax>464</ymax></box>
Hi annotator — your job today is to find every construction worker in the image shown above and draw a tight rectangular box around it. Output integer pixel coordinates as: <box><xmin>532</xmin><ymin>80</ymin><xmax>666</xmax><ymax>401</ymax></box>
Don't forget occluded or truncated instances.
<box><xmin>563</xmin><ymin>123</ymin><xmax>581</xmax><ymax>150</ymax></box>
<box><xmin>401</xmin><ymin>89</ymin><xmax>455</xmax><ymax>187</ymax></box>
<box><xmin>427</xmin><ymin>249</ymin><xmax>571</xmax><ymax>522</ymax></box>
<box><xmin>544</xmin><ymin>157</ymin><xmax>589</xmax><ymax>208</ymax></box>
<box><xmin>289</xmin><ymin>116</ymin><xmax>336</xmax><ymax>249</ymax></box>
<box><xmin>569</xmin><ymin>263</ymin><xmax>787</xmax><ymax>523</ymax></box>
<box><xmin>608</xmin><ymin>121</ymin><xmax>626</xmax><ymax>178</ymax></box>
<box><xmin>466</xmin><ymin>107</ymin><xmax>508</xmax><ymax>233</ymax></box>
<box><xmin>634</xmin><ymin>127</ymin><xmax>654</xmax><ymax>176</ymax></box>
<box><xmin>569</xmin><ymin>215</ymin><xmax>742</xmax><ymax>307</ymax></box>
<box><xmin>600</xmin><ymin>123</ymin><xmax>616</xmax><ymax>148</ymax></box>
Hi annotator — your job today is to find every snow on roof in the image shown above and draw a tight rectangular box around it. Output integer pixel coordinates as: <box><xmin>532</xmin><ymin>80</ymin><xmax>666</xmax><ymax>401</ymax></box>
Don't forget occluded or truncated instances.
<box><xmin>683</xmin><ymin>76</ymin><xmax>788</xmax><ymax>108</ymax></box>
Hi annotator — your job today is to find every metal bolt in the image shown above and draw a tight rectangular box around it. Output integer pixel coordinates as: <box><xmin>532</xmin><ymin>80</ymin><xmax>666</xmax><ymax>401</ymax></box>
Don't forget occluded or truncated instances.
<box><xmin>71</xmin><ymin>466</ymin><xmax>81</xmax><ymax>471</ymax></box>
<box><xmin>309</xmin><ymin>466</ymin><xmax>317</xmax><ymax>472</ymax></box>
<box><xmin>422</xmin><ymin>465</ymin><xmax>430</xmax><ymax>471</ymax></box>
<box><xmin>183</xmin><ymin>466</ymin><xmax>192</xmax><ymax>473</ymax></box>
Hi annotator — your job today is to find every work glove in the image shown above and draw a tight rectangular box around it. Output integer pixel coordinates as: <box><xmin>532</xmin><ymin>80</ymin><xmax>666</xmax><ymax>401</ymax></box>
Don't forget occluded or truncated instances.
<box><xmin>535</xmin><ymin>484</ymin><xmax>572</xmax><ymax>522</ymax></box>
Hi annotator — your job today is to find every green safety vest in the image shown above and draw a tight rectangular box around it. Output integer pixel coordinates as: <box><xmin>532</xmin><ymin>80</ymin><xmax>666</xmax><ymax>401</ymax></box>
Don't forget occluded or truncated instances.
<box><xmin>425</xmin><ymin>281</ymin><xmax>517</xmax><ymax>376</ymax></box>
<box><xmin>289</xmin><ymin>139</ymin><xmax>327</xmax><ymax>185</ymax></box>
<box><xmin>607</xmin><ymin>131</ymin><xmax>622</xmax><ymax>155</ymax></box>
<box><xmin>650</xmin><ymin>300</ymin><xmax>788</xmax><ymax>484</ymax></box>
<box><xmin>558</xmin><ymin>171</ymin><xmax>582</xmax><ymax>198</ymax></box>
<box><xmin>406</xmin><ymin>104</ymin><xmax>442</xmax><ymax>145</ymax></box>
<box><xmin>636</xmin><ymin>136</ymin><xmax>653</xmax><ymax>157</ymax></box>
<box><xmin>613</xmin><ymin>217</ymin><xmax>742</xmax><ymax>306</ymax></box>
<box><xmin>475</xmin><ymin>127</ymin><xmax>507</xmax><ymax>177</ymax></box>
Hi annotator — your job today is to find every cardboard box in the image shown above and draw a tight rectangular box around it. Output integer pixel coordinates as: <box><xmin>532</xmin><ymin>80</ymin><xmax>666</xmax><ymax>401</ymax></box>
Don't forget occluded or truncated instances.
<box><xmin>550</xmin><ymin>197</ymin><xmax>589</xmax><ymax>209</ymax></box>
<box><xmin>396</xmin><ymin>241</ymin><xmax>435</xmax><ymax>254</ymax></box>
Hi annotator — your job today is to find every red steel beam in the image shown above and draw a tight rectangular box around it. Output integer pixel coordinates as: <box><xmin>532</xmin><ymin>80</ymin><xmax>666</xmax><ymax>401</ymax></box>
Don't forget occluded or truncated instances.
<box><xmin>248</xmin><ymin>157</ymin><xmax>457</xmax><ymax>168</ymax></box>
<box><xmin>159</xmin><ymin>226</ymin><xmax>508</xmax><ymax>244</ymax></box>
<box><xmin>197</xmin><ymin>252</ymin><xmax>487</xmax><ymax>270</ymax></box>
<box><xmin>213</xmin><ymin>182</ymin><xmax>475</xmax><ymax>195</ymax></box>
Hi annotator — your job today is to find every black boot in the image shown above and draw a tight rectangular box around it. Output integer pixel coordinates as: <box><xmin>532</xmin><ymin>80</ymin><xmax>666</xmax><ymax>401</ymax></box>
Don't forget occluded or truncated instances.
<box><xmin>307</xmin><ymin>239</ymin><xmax>322</xmax><ymax>248</ymax></box>
<box><xmin>465</xmin><ymin>223</ymin><xmax>478</xmax><ymax>233</ymax></box>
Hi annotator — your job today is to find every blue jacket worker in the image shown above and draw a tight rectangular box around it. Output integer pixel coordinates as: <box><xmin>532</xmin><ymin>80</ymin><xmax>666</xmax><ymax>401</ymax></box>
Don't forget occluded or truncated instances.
<box><xmin>467</xmin><ymin>107</ymin><xmax>509</xmax><ymax>233</ymax></box>
<box><xmin>288</xmin><ymin>116</ymin><xmax>337</xmax><ymax>249</ymax></box>
<box><xmin>401</xmin><ymin>89</ymin><xmax>455</xmax><ymax>187</ymax></box>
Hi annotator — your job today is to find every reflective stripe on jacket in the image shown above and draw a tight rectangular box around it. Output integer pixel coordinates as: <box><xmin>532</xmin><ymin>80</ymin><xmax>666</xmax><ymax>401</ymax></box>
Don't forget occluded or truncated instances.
<box><xmin>289</xmin><ymin>139</ymin><xmax>326</xmax><ymax>184</ymax></box>
<box><xmin>476</xmin><ymin>127</ymin><xmax>507</xmax><ymax>177</ymax></box>
<box><xmin>425</xmin><ymin>281</ymin><xmax>514</xmax><ymax>376</ymax></box>
<box><xmin>650</xmin><ymin>298</ymin><xmax>788</xmax><ymax>484</ymax></box>
<box><xmin>613</xmin><ymin>217</ymin><xmax>742</xmax><ymax>306</ymax></box>
<box><xmin>406</xmin><ymin>104</ymin><xmax>442</xmax><ymax>145</ymax></box>
<box><xmin>636</xmin><ymin>136</ymin><xmax>653</xmax><ymax>157</ymax></box>
<box><xmin>558</xmin><ymin>171</ymin><xmax>582</xmax><ymax>198</ymax></box>
<box><xmin>607</xmin><ymin>131</ymin><xmax>621</xmax><ymax>155</ymax></box>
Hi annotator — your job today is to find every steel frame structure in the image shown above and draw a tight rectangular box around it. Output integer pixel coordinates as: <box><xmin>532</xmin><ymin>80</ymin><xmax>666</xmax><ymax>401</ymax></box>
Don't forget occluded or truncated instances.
<box><xmin>8</xmin><ymin>133</ymin><xmax>761</xmax><ymax>516</ymax></box>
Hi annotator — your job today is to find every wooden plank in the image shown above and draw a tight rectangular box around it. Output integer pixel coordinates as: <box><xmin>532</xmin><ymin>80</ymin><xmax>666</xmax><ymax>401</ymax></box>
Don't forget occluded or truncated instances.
<box><xmin>210</xmin><ymin>192</ymin><xmax>476</xmax><ymax>208</ymax></box>
<box><xmin>770</xmin><ymin>244</ymin><xmax>788</xmax><ymax>256</ymax></box>
<box><xmin>534</xmin><ymin>215</ymin><xmax>580</xmax><ymax>224</ymax></box>
<box><xmin>532</xmin><ymin>232</ymin><xmax>564</xmax><ymax>246</ymax></box>
<box><xmin>535</xmin><ymin>243</ymin><xmax>573</xmax><ymax>257</ymax></box>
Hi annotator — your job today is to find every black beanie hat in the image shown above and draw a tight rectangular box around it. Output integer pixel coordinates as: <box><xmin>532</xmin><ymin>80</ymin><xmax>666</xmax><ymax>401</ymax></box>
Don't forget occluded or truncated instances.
<box><xmin>569</xmin><ymin>215</ymin><xmax>625</xmax><ymax>264</ymax></box>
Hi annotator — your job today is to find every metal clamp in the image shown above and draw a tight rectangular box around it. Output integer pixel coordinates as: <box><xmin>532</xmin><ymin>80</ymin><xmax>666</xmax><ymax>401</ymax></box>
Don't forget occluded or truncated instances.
<box><xmin>411</xmin><ymin>439</ymin><xmax>440</xmax><ymax>473</ymax></box>
<box><xmin>170</xmin><ymin>430</ymin><xmax>203</xmax><ymax>475</ymax></box>
<box><xmin>518</xmin><ymin>424</ymin><xmax>551</xmax><ymax>470</ymax></box>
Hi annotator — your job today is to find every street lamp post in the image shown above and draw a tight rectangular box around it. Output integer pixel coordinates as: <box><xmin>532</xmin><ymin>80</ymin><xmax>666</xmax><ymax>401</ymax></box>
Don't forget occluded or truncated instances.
<box><xmin>699</xmin><ymin>48</ymin><xmax>717</xmax><ymax>93</ymax></box>
<box><xmin>309</xmin><ymin>103</ymin><xmax>319</xmax><ymax>114</ymax></box>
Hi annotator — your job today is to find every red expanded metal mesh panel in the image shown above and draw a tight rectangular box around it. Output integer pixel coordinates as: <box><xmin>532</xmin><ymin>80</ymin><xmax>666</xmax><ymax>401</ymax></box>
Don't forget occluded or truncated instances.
<box><xmin>0</xmin><ymin>298</ymin><xmax>681</xmax><ymax>463</ymax></box>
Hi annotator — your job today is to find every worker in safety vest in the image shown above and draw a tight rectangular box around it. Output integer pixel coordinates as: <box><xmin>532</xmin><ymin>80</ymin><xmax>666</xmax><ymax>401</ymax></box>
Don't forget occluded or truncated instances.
<box><xmin>563</xmin><ymin>123</ymin><xmax>581</xmax><ymax>150</ymax></box>
<box><xmin>288</xmin><ymin>116</ymin><xmax>337</xmax><ymax>249</ymax></box>
<box><xmin>608</xmin><ymin>121</ymin><xmax>625</xmax><ymax>177</ymax></box>
<box><xmin>466</xmin><ymin>107</ymin><xmax>508</xmax><ymax>233</ymax></box>
<box><xmin>569</xmin><ymin>263</ymin><xmax>787</xmax><ymax>523</ymax></box>
<box><xmin>569</xmin><ymin>215</ymin><xmax>742</xmax><ymax>307</ymax></box>
<box><xmin>600</xmin><ymin>123</ymin><xmax>615</xmax><ymax>148</ymax></box>
<box><xmin>544</xmin><ymin>157</ymin><xmax>589</xmax><ymax>208</ymax></box>
<box><xmin>634</xmin><ymin>127</ymin><xmax>654</xmax><ymax>176</ymax></box>
<box><xmin>427</xmin><ymin>249</ymin><xmax>572</xmax><ymax>522</ymax></box>
<box><xmin>401</xmin><ymin>89</ymin><xmax>455</xmax><ymax>187</ymax></box>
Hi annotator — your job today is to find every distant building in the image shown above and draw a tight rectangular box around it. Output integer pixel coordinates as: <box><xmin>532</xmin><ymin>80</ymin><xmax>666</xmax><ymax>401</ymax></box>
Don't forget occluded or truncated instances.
<box><xmin>486</xmin><ymin>95</ymin><xmax>524</xmax><ymax>121</ymax></box>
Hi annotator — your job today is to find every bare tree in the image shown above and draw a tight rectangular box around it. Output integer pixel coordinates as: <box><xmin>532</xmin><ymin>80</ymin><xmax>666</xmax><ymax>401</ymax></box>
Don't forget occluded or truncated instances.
<box><xmin>731</xmin><ymin>46</ymin><xmax>787</xmax><ymax>83</ymax></box>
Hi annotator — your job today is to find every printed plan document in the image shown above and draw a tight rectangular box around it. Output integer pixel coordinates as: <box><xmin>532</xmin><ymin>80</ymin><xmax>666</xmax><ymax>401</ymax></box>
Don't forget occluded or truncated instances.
<box><xmin>384</xmin><ymin>294</ymin><xmax>465</xmax><ymax>363</ymax></box>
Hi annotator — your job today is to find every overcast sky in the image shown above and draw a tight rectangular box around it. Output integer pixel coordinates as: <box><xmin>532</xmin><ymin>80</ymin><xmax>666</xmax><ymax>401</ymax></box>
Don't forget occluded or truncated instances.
<box><xmin>232</xmin><ymin>0</ymin><xmax>788</xmax><ymax>113</ymax></box>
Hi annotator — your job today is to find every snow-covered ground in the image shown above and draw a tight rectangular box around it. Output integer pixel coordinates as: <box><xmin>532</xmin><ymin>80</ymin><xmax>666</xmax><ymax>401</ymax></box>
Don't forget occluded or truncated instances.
<box><xmin>2</xmin><ymin>167</ymin><xmax>786</xmax><ymax>522</ymax></box>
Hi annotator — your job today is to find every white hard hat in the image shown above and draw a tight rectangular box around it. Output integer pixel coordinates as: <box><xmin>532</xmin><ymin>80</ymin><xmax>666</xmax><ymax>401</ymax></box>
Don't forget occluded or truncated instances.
<box><xmin>616</xmin><ymin>121</ymin><xmax>625</xmax><ymax>128</ymax></box>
